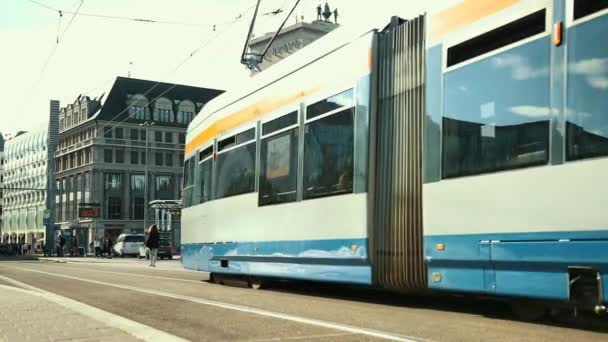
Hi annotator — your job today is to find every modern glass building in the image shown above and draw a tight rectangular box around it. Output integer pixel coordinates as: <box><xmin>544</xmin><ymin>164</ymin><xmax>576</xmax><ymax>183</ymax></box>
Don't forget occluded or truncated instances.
<box><xmin>2</xmin><ymin>128</ymin><xmax>49</xmax><ymax>244</ymax></box>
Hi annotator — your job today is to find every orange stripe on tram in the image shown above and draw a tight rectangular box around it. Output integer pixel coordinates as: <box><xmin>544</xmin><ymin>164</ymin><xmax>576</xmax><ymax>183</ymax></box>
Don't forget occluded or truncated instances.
<box><xmin>430</xmin><ymin>0</ymin><xmax>521</xmax><ymax>40</ymax></box>
<box><xmin>185</xmin><ymin>87</ymin><xmax>320</xmax><ymax>156</ymax></box>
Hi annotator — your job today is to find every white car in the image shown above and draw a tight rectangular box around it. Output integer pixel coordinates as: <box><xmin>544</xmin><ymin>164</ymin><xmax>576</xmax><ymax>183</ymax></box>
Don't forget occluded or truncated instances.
<box><xmin>113</xmin><ymin>234</ymin><xmax>145</xmax><ymax>257</ymax></box>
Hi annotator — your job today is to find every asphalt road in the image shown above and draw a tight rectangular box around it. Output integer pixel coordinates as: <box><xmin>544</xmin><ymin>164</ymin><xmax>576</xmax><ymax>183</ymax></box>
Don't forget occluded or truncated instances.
<box><xmin>0</xmin><ymin>259</ymin><xmax>606</xmax><ymax>342</ymax></box>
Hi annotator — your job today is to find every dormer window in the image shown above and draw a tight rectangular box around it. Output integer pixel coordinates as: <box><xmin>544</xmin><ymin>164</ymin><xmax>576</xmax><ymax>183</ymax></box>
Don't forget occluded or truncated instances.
<box><xmin>130</xmin><ymin>106</ymin><xmax>146</xmax><ymax>120</ymax></box>
<box><xmin>177</xmin><ymin>100</ymin><xmax>195</xmax><ymax>124</ymax></box>
<box><xmin>127</xmin><ymin>94</ymin><xmax>149</xmax><ymax>120</ymax></box>
<box><xmin>153</xmin><ymin>97</ymin><xmax>174</xmax><ymax>123</ymax></box>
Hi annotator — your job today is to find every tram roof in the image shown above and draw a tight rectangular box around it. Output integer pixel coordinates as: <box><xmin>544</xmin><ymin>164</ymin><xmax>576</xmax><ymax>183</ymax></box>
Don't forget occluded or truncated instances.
<box><xmin>189</xmin><ymin>23</ymin><xmax>378</xmax><ymax>133</ymax></box>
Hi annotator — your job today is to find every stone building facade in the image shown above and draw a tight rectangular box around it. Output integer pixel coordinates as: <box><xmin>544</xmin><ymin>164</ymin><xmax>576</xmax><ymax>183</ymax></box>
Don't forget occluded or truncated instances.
<box><xmin>55</xmin><ymin>77</ymin><xmax>222</xmax><ymax>248</ymax></box>
<box><xmin>1</xmin><ymin>129</ymin><xmax>49</xmax><ymax>245</ymax></box>
<box><xmin>0</xmin><ymin>134</ymin><xmax>4</xmax><ymax>240</ymax></box>
<box><xmin>249</xmin><ymin>19</ymin><xmax>338</xmax><ymax>73</ymax></box>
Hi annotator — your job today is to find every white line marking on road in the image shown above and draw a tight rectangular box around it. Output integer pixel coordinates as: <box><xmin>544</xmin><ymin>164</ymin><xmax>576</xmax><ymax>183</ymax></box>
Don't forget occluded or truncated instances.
<box><xmin>47</xmin><ymin>263</ymin><xmax>207</xmax><ymax>284</ymax></box>
<box><xmin>0</xmin><ymin>275</ymin><xmax>188</xmax><ymax>342</ymax></box>
<box><xmin>250</xmin><ymin>332</ymin><xmax>355</xmax><ymax>341</ymax></box>
<box><xmin>15</xmin><ymin>266</ymin><xmax>425</xmax><ymax>342</ymax></box>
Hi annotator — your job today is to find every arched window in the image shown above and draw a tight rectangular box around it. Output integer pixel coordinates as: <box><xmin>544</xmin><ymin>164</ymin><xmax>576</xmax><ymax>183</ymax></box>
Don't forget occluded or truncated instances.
<box><xmin>127</xmin><ymin>94</ymin><xmax>149</xmax><ymax>120</ymax></box>
<box><xmin>154</xmin><ymin>97</ymin><xmax>174</xmax><ymax>123</ymax></box>
<box><xmin>177</xmin><ymin>100</ymin><xmax>196</xmax><ymax>124</ymax></box>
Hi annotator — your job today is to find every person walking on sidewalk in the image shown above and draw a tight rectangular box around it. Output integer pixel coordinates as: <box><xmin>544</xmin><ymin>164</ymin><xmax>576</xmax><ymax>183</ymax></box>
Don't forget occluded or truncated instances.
<box><xmin>145</xmin><ymin>225</ymin><xmax>160</xmax><ymax>267</ymax></box>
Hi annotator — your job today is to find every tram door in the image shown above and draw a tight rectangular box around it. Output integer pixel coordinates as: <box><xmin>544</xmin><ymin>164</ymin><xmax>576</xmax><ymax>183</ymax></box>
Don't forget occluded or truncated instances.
<box><xmin>371</xmin><ymin>14</ymin><xmax>427</xmax><ymax>290</ymax></box>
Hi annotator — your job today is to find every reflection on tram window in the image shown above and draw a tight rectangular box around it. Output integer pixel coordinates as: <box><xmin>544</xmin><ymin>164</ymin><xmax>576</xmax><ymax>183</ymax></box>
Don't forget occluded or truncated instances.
<box><xmin>259</xmin><ymin>128</ymin><xmax>299</xmax><ymax>206</ymax></box>
<box><xmin>306</xmin><ymin>89</ymin><xmax>354</xmax><ymax>120</ymax></box>
<box><xmin>199</xmin><ymin>159</ymin><xmax>212</xmax><ymax>203</ymax></box>
<box><xmin>182</xmin><ymin>157</ymin><xmax>195</xmax><ymax>207</ymax></box>
<box><xmin>216</xmin><ymin>143</ymin><xmax>256</xmax><ymax>199</ymax></box>
<box><xmin>442</xmin><ymin>37</ymin><xmax>551</xmax><ymax>178</ymax></box>
<box><xmin>303</xmin><ymin>108</ymin><xmax>354</xmax><ymax>199</ymax></box>
<box><xmin>566</xmin><ymin>13</ymin><xmax>608</xmax><ymax>161</ymax></box>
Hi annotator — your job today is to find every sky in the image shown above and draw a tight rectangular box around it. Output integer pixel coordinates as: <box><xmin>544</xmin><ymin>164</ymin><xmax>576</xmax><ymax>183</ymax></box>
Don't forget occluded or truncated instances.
<box><xmin>0</xmin><ymin>0</ymin><xmax>429</xmax><ymax>136</ymax></box>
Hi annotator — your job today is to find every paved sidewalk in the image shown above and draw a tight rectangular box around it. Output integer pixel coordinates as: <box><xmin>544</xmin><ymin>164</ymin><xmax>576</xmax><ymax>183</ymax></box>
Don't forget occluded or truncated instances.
<box><xmin>0</xmin><ymin>284</ymin><xmax>140</xmax><ymax>342</ymax></box>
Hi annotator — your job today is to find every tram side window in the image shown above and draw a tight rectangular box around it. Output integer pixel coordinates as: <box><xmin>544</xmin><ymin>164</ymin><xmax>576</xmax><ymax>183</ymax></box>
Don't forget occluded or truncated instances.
<box><xmin>442</xmin><ymin>31</ymin><xmax>551</xmax><ymax>178</ymax></box>
<box><xmin>198</xmin><ymin>146</ymin><xmax>213</xmax><ymax>204</ymax></box>
<box><xmin>259</xmin><ymin>112</ymin><xmax>299</xmax><ymax>206</ymax></box>
<box><xmin>566</xmin><ymin>8</ymin><xmax>608</xmax><ymax>161</ymax></box>
<box><xmin>215</xmin><ymin>129</ymin><xmax>256</xmax><ymax>199</ymax></box>
<box><xmin>182</xmin><ymin>157</ymin><xmax>195</xmax><ymax>207</ymax></box>
<box><xmin>303</xmin><ymin>108</ymin><xmax>354</xmax><ymax>199</ymax></box>
<box><xmin>573</xmin><ymin>0</ymin><xmax>608</xmax><ymax>20</ymax></box>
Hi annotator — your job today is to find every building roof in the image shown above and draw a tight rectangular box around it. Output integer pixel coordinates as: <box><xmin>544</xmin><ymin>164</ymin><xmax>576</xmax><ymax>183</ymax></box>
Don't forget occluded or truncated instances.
<box><xmin>97</xmin><ymin>77</ymin><xmax>224</xmax><ymax>127</ymax></box>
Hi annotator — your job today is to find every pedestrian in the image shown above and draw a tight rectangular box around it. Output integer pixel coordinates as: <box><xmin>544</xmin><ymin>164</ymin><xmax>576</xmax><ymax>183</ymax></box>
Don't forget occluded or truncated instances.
<box><xmin>107</xmin><ymin>235</ymin><xmax>114</xmax><ymax>259</ymax></box>
<box><xmin>145</xmin><ymin>225</ymin><xmax>160</xmax><ymax>267</ymax></box>
<box><xmin>94</xmin><ymin>238</ymin><xmax>101</xmax><ymax>258</ymax></box>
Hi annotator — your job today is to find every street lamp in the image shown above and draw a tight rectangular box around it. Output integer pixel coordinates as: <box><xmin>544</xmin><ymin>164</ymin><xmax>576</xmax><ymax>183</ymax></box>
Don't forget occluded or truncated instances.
<box><xmin>139</xmin><ymin>121</ymin><xmax>154</xmax><ymax>233</ymax></box>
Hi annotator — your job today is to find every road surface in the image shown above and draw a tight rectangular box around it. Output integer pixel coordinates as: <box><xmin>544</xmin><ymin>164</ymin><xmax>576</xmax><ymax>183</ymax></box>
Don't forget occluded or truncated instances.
<box><xmin>0</xmin><ymin>259</ymin><xmax>605</xmax><ymax>342</ymax></box>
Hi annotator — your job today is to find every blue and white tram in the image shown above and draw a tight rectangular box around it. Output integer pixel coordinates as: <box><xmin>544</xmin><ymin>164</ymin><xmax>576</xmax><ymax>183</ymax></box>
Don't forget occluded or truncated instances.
<box><xmin>182</xmin><ymin>0</ymin><xmax>608</xmax><ymax>314</ymax></box>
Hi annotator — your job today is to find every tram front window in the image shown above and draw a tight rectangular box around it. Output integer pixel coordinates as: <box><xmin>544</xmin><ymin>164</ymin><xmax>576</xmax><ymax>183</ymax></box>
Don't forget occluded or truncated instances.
<box><xmin>303</xmin><ymin>108</ymin><xmax>354</xmax><ymax>199</ymax></box>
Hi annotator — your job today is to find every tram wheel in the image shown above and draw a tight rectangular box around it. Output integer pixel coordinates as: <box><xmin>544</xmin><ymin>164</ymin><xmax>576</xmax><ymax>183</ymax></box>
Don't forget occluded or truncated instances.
<box><xmin>248</xmin><ymin>278</ymin><xmax>264</xmax><ymax>290</ymax></box>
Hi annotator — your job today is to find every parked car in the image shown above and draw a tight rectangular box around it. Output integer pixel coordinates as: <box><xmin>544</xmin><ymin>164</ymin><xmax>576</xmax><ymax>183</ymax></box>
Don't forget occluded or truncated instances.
<box><xmin>138</xmin><ymin>239</ymin><xmax>173</xmax><ymax>260</ymax></box>
<box><xmin>113</xmin><ymin>234</ymin><xmax>145</xmax><ymax>257</ymax></box>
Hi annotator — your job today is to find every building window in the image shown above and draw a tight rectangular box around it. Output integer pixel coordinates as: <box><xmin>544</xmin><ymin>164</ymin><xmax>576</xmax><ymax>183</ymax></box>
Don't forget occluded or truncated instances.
<box><xmin>165</xmin><ymin>153</ymin><xmax>173</xmax><ymax>167</ymax></box>
<box><xmin>155</xmin><ymin>131</ymin><xmax>162</xmax><ymax>142</ymax></box>
<box><xmin>259</xmin><ymin>112</ymin><xmax>299</xmax><ymax>206</ymax></box>
<box><xmin>155</xmin><ymin>152</ymin><xmax>163</xmax><ymax>166</ymax></box>
<box><xmin>107</xmin><ymin>197</ymin><xmax>122</xmax><ymax>219</ymax></box>
<box><xmin>130</xmin><ymin>174</ymin><xmax>145</xmax><ymax>192</ymax></box>
<box><xmin>115</xmin><ymin>150</ymin><xmax>124</xmax><ymax>164</ymax></box>
<box><xmin>303</xmin><ymin>108</ymin><xmax>354</xmax><ymax>199</ymax></box>
<box><xmin>215</xmin><ymin>129</ymin><xmax>256</xmax><ymax>199</ymax></box>
<box><xmin>104</xmin><ymin>127</ymin><xmax>112</xmax><ymax>138</ymax></box>
<box><xmin>155</xmin><ymin>175</ymin><xmax>173</xmax><ymax>200</ymax></box>
<box><xmin>115</xmin><ymin>128</ymin><xmax>124</xmax><ymax>139</ymax></box>
<box><xmin>104</xmin><ymin>149</ymin><xmax>113</xmax><ymax>163</ymax></box>
<box><xmin>130</xmin><ymin>151</ymin><xmax>139</xmax><ymax>164</ymax></box>
<box><xmin>131</xmin><ymin>197</ymin><xmax>144</xmax><ymax>220</ymax></box>
<box><xmin>442</xmin><ymin>37</ymin><xmax>550</xmax><ymax>178</ymax></box>
<box><xmin>104</xmin><ymin>173</ymin><xmax>122</xmax><ymax>191</ymax></box>
<box><xmin>130</xmin><ymin>129</ymin><xmax>139</xmax><ymax>140</ymax></box>
<box><xmin>165</xmin><ymin>132</ymin><xmax>173</xmax><ymax>143</ymax></box>
<box><xmin>141</xmin><ymin>151</ymin><xmax>147</xmax><ymax>165</ymax></box>
<box><xmin>130</xmin><ymin>106</ymin><xmax>146</xmax><ymax>120</ymax></box>
<box><xmin>140</xmin><ymin>129</ymin><xmax>147</xmax><ymax>141</ymax></box>
<box><xmin>178</xmin><ymin>133</ymin><xmax>186</xmax><ymax>144</ymax></box>
<box><xmin>177</xmin><ymin>100</ymin><xmax>196</xmax><ymax>124</ymax></box>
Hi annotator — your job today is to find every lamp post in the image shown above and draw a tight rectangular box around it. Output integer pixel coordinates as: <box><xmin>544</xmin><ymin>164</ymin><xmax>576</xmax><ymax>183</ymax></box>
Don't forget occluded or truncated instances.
<box><xmin>139</xmin><ymin>121</ymin><xmax>154</xmax><ymax>233</ymax></box>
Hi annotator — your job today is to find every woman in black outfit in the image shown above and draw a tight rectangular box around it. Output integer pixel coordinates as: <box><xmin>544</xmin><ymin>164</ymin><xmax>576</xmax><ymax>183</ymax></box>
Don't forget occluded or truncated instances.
<box><xmin>145</xmin><ymin>225</ymin><xmax>160</xmax><ymax>267</ymax></box>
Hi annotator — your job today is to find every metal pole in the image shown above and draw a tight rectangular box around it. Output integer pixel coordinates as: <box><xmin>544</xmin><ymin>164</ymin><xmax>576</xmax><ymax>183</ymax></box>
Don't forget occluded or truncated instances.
<box><xmin>144</xmin><ymin>124</ymin><xmax>148</xmax><ymax>232</ymax></box>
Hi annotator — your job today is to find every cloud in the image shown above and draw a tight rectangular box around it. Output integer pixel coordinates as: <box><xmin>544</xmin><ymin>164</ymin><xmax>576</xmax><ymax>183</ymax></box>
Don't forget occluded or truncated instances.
<box><xmin>509</xmin><ymin>105</ymin><xmax>555</xmax><ymax>117</ymax></box>
<box><xmin>569</xmin><ymin>58</ymin><xmax>608</xmax><ymax>90</ymax></box>
<box><xmin>492</xmin><ymin>54</ymin><xmax>549</xmax><ymax>80</ymax></box>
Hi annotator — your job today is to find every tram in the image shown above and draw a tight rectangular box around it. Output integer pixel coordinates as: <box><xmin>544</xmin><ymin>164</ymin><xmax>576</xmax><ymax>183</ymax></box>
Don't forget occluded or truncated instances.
<box><xmin>181</xmin><ymin>0</ymin><xmax>608</xmax><ymax>315</ymax></box>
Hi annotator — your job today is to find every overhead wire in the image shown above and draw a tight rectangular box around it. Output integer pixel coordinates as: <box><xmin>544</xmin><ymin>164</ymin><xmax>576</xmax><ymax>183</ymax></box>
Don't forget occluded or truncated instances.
<box><xmin>27</xmin><ymin>0</ymin><xmax>212</xmax><ymax>28</ymax></box>
<box><xmin>96</xmin><ymin>2</ymin><xmax>263</xmax><ymax>135</ymax></box>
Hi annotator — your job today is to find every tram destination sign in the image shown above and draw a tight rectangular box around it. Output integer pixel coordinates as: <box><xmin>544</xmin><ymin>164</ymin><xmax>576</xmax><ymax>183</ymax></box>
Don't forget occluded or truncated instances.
<box><xmin>79</xmin><ymin>207</ymin><xmax>101</xmax><ymax>218</ymax></box>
